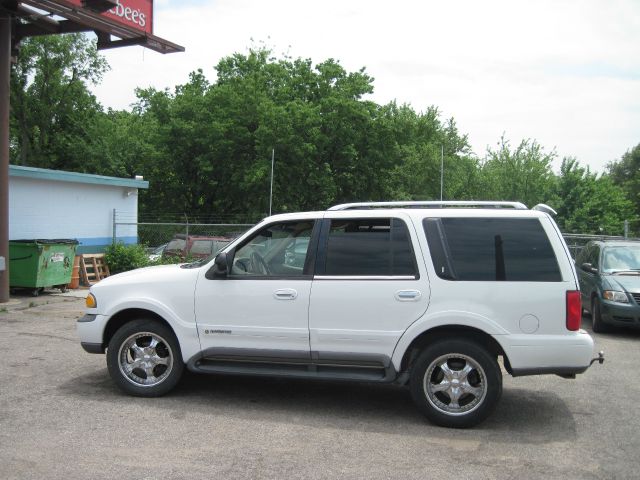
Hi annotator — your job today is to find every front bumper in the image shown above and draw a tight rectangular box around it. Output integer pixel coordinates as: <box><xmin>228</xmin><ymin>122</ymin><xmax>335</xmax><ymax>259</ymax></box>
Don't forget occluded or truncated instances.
<box><xmin>81</xmin><ymin>342</ymin><xmax>104</xmax><ymax>354</ymax></box>
<box><xmin>77</xmin><ymin>313</ymin><xmax>108</xmax><ymax>354</ymax></box>
<box><xmin>600</xmin><ymin>300</ymin><xmax>640</xmax><ymax>328</ymax></box>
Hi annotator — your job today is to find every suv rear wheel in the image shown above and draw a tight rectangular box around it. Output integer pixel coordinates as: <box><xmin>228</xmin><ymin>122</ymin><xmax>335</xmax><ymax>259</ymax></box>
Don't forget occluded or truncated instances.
<box><xmin>409</xmin><ymin>339</ymin><xmax>502</xmax><ymax>428</ymax></box>
<box><xmin>107</xmin><ymin>319</ymin><xmax>184</xmax><ymax>396</ymax></box>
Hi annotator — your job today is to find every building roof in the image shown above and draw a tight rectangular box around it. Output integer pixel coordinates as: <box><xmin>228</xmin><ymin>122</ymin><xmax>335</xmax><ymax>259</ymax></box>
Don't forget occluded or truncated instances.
<box><xmin>9</xmin><ymin>165</ymin><xmax>149</xmax><ymax>189</ymax></box>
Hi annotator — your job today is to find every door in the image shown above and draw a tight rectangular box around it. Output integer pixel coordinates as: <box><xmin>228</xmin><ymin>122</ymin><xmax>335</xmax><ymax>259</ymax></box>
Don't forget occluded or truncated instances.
<box><xmin>308</xmin><ymin>215</ymin><xmax>429</xmax><ymax>365</ymax></box>
<box><xmin>577</xmin><ymin>244</ymin><xmax>600</xmax><ymax>305</ymax></box>
<box><xmin>194</xmin><ymin>220</ymin><xmax>317</xmax><ymax>359</ymax></box>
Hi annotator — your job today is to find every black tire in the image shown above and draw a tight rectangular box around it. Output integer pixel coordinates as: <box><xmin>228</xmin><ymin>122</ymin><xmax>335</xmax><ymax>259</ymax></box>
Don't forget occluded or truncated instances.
<box><xmin>106</xmin><ymin>319</ymin><xmax>184</xmax><ymax>397</ymax></box>
<box><xmin>591</xmin><ymin>297</ymin><xmax>610</xmax><ymax>333</ymax></box>
<box><xmin>409</xmin><ymin>339</ymin><xmax>502</xmax><ymax>428</ymax></box>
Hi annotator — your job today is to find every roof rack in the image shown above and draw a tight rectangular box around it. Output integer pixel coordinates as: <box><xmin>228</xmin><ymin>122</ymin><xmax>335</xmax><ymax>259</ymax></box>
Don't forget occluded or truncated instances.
<box><xmin>328</xmin><ymin>201</ymin><xmax>529</xmax><ymax>211</ymax></box>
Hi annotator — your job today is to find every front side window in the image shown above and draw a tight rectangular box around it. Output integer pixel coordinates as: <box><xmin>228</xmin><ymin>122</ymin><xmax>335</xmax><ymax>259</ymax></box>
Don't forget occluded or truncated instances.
<box><xmin>588</xmin><ymin>246</ymin><xmax>600</xmax><ymax>269</ymax></box>
<box><xmin>323</xmin><ymin>218</ymin><xmax>417</xmax><ymax>277</ymax></box>
<box><xmin>424</xmin><ymin>217</ymin><xmax>561</xmax><ymax>282</ymax></box>
<box><xmin>230</xmin><ymin>221</ymin><xmax>314</xmax><ymax>277</ymax></box>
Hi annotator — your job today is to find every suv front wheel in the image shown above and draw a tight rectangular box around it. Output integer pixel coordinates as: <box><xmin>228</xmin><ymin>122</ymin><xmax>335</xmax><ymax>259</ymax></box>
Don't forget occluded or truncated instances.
<box><xmin>107</xmin><ymin>319</ymin><xmax>184</xmax><ymax>397</ymax></box>
<box><xmin>409</xmin><ymin>339</ymin><xmax>502</xmax><ymax>428</ymax></box>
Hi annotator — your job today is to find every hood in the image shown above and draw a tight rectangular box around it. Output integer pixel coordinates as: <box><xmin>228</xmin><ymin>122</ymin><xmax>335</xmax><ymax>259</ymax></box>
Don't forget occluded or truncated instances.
<box><xmin>604</xmin><ymin>274</ymin><xmax>640</xmax><ymax>293</ymax></box>
<box><xmin>93</xmin><ymin>263</ymin><xmax>194</xmax><ymax>288</ymax></box>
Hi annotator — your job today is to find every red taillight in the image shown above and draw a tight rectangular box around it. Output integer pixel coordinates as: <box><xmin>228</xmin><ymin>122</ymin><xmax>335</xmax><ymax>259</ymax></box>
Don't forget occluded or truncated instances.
<box><xmin>566</xmin><ymin>290</ymin><xmax>582</xmax><ymax>331</ymax></box>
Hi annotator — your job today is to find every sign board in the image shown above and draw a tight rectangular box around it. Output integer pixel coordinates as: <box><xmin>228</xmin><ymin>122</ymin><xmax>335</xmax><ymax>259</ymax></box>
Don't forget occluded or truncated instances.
<box><xmin>67</xmin><ymin>0</ymin><xmax>153</xmax><ymax>34</ymax></box>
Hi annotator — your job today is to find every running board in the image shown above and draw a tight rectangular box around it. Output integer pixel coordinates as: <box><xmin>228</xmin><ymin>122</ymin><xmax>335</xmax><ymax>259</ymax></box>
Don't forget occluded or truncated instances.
<box><xmin>187</xmin><ymin>357</ymin><xmax>398</xmax><ymax>383</ymax></box>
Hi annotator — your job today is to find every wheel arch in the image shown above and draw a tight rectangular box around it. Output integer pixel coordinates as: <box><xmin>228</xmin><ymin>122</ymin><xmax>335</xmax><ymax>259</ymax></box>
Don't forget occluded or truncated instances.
<box><xmin>397</xmin><ymin>325</ymin><xmax>511</xmax><ymax>377</ymax></box>
<box><xmin>103</xmin><ymin>308</ymin><xmax>174</xmax><ymax>351</ymax></box>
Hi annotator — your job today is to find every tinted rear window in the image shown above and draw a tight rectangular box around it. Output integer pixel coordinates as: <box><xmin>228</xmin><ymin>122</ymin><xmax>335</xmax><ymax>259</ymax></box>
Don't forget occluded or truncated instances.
<box><xmin>423</xmin><ymin>217</ymin><xmax>561</xmax><ymax>281</ymax></box>
<box><xmin>324</xmin><ymin>218</ymin><xmax>417</xmax><ymax>276</ymax></box>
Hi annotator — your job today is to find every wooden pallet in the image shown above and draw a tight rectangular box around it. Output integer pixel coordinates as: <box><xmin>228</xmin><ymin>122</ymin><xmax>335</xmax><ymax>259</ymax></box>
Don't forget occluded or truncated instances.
<box><xmin>80</xmin><ymin>254</ymin><xmax>110</xmax><ymax>286</ymax></box>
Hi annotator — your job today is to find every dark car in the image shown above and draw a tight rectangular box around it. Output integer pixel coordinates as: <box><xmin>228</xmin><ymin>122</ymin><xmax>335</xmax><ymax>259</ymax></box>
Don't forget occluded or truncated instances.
<box><xmin>576</xmin><ymin>240</ymin><xmax>640</xmax><ymax>332</ymax></box>
<box><xmin>163</xmin><ymin>234</ymin><xmax>231</xmax><ymax>261</ymax></box>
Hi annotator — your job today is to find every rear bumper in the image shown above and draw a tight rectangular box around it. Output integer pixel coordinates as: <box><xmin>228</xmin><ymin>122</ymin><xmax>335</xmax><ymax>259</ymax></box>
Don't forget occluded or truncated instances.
<box><xmin>497</xmin><ymin>330</ymin><xmax>595</xmax><ymax>376</ymax></box>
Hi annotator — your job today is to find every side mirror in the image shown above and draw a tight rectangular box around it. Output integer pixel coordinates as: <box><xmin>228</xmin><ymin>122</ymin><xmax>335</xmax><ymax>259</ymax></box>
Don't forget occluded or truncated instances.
<box><xmin>581</xmin><ymin>262</ymin><xmax>597</xmax><ymax>274</ymax></box>
<box><xmin>205</xmin><ymin>251</ymin><xmax>232</xmax><ymax>279</ymax></box>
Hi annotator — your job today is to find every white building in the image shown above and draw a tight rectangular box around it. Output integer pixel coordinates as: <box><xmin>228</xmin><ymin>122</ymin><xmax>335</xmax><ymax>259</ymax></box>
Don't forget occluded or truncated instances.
<box><xmin>9</xmin><ymin>165</ymin><xmax>149</xmax><ymax>254</ymax></box>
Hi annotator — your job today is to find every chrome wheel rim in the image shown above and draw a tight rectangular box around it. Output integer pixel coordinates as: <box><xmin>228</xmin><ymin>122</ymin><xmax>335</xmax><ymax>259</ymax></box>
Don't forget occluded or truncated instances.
<box><xmin>423</xmin><ymin>353</ymin><xmax>487</xmax><ymax>416</ymax></box>
<box><xmin>118</xmin><ymin>332</ymin><xmax>173</xmax><ymax>387</ymax></box>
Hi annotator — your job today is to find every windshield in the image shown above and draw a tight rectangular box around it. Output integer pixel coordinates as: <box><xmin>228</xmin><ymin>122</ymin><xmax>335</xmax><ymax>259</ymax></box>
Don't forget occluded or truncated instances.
<box><xmin>601</xmin><ymin>245</ymin><xmax>640</xmax><ymax>273</ymax></box>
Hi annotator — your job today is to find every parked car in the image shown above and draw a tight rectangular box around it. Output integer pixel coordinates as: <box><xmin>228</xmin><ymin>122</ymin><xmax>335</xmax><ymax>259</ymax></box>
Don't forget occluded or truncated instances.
<box><xmin>576</xmin><ymin>240</ymin><xmax>640</xmax><ymax>332</ymax></box>
<box><xmin>162</xmin><ymin>234</ymin><xmax>231</xmax><ymax>261</ymax></box>
<box><xmin>77</xmin><ymin>201</ymin><xmax>602</xmax><ymax>428</ymax></box>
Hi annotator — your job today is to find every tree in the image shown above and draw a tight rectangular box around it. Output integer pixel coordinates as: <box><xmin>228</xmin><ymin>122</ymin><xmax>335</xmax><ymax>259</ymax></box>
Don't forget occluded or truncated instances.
<box><xmin>479</xmin><ymin>136</ymin><xmax>556</xmax><ymax>208</ymax></box>
<box><xmin>554</xmin><ymin>158</ymin><xmax>633</xmax><ymax>235</ymax></box>
<box><xmin>608</xmin><ymin>143</ymin><xmax>640</xmax><ymax>217</ymax></box>
<box><xmin>10</xmin><ymin>33</ymin><xmax>109</xmax><ymax>169</ymax></box>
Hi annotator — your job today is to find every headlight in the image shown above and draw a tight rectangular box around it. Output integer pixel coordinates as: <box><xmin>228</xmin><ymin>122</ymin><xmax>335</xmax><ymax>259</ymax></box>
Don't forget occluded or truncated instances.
<box><xmin>603</xmin><ymin>291</ymin><xmax>629</xmax><ymax>303</ymax></box>
<box><xmin>85</xmin><ymin>293</ymin><xmax>97</xmax><ymax>309</ymax></box>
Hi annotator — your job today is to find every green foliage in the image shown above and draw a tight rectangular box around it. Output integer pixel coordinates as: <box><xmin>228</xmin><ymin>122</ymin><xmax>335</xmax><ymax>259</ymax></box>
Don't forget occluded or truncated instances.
<box><xmin>9</xmin><ymin>39</ymin><xmax>640</xmax><ymax>236</ymax></box>
<box><xmin>10</xmin><ymin>34</ymin><xmax>109</xmax><ymax>169</ymax></box>
<box><xmin>554</xmin><ymin>158</ymin><xmax>634</xmax><ymax>235</ymax></box>
<box><xmin>104</xmin><ymin>243</ymin><xmax>151</xmax><ymax>274</ymax></box>
<box><xmin>608</xmin><ymin>143</ymin><xmax>640</xmax><ymax>218</ymax></box>
<box><xmin>127</xmin><ymin>49</ymin><xmax>472</xmax><ymax>215</ymax></box>
<box><xmin>479</xmin><ymin>136</ymin><xmax>556</xmax><ymax>207</ymax></box>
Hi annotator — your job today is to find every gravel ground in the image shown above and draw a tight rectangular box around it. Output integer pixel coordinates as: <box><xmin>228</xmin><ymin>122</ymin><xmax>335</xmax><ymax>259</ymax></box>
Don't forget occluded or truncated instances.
<box><xmin>0</xmin><ymin>294</ymin><xmax>638</xmax><ymax>480</ymax></box>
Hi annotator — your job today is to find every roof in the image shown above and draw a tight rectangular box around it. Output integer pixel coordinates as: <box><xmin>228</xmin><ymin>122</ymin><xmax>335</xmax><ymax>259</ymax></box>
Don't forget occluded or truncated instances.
<box><xmin>9</xmin><ymin>165</ymin><xmax>149</xmax><ymax>189</ymax></box>
<box><xmin>589</xmin><ymin>240</ymin><xmax>640</xmax><ymax>246</ymax></box>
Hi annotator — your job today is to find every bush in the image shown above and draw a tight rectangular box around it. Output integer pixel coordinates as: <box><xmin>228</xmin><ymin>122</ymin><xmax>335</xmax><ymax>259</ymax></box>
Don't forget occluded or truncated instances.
<box><xmin>104</xmin><ymin>243</ymin><xmax>151</xmax><ymax>274</ymax></box>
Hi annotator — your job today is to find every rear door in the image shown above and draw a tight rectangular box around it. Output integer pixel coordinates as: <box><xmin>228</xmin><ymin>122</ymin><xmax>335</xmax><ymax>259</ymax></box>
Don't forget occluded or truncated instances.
<box><xmin>308</xmin><ymin>214</ymin><xmax>429</xmax><ymax>365</ymax></box>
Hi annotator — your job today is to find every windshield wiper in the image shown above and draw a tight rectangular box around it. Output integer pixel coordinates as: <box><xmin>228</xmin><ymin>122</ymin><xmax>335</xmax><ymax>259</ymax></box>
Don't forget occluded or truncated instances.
<box><xmin>610</xmin><ymin>269</ymin><xmax>640</xmax><ymax>275</ymax></box>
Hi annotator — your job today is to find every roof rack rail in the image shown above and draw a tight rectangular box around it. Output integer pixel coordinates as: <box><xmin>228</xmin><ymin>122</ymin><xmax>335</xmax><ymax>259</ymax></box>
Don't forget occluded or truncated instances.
<box><xmin>328</xmin><ymin>201</ymin><xmax>528</xmax><ymax>211</ymax></box>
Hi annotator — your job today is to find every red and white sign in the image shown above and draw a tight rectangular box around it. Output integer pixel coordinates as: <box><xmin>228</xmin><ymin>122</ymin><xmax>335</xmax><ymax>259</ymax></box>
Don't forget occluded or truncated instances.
<box><xmin>68</xmin><ymin>0</ymin><xmax>153</xmax><ymax>34</ymax></box>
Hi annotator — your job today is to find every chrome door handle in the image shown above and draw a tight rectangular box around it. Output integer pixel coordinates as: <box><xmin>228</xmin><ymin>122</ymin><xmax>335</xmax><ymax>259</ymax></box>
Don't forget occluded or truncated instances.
<box><xmin>395</xmin><ymin>290</ymin><xmax>421</xmax><ymax>301</ymax></box>
<box><xmin>274</xmin><ymin>288</ymin><xmax>298</xmax><ymax>300</ymax></box>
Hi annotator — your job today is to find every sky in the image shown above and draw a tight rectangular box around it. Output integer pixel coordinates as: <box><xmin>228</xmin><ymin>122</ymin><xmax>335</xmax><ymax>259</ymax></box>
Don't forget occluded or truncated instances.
<box><xmin>90</xmin><ymin>0</ymin><xmax>640</xmax><ymax>173</ymax></box>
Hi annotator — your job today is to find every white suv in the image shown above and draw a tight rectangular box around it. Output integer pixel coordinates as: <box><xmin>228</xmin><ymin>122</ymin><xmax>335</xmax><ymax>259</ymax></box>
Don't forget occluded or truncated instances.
<box><xmin>77</xmin><ymin>201</ymin><xmax>602</xmax><ymax>428</ymax></box>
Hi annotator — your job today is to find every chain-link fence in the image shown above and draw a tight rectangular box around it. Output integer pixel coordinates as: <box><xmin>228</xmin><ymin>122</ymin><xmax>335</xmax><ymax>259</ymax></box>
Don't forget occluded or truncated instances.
<box><xmin>114</xmin><ymin>210</ymin><xmax>640</xmax><ymax>260</ymax></box>
<box><xmin>113</xmin><ymin>211</ymin><xmax>261</xmax><ymax>249</ymax></box>
<box><xmin>560</xmin><ymin>233</ymin><xmax>640</xmax><ymax>260</ymax></box>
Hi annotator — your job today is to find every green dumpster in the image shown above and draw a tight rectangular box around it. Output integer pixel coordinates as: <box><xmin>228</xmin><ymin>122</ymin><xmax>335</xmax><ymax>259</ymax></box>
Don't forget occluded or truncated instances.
<box><xmin>9</xmin><ymin>239</ymin><xmax>79</xmax><ymax>296</ymax></box>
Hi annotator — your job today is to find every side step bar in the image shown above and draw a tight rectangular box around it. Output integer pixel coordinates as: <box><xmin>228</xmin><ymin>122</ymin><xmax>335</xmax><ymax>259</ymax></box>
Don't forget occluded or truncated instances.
<box><xmin>187</xmin><ymin>357</ymin><xmax>398</xmax><ymax>383</ymax></box>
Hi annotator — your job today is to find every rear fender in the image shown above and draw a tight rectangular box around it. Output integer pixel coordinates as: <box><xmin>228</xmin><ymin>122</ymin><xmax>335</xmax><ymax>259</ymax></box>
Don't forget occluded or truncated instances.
<box><xmin>391</xmin><ymin>311</ymin><xmax>508</xmax><ymax>370</ymax></box>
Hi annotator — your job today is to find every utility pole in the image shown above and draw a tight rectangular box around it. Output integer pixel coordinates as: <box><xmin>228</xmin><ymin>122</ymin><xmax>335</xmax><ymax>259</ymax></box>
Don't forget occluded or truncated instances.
<box><xmin>440</xmin><ymin>145</ymin><xmax>444</xmax><ymax>202</ymax></box>
<box><xmin>269</xmin><ymin>149</ymin><xmax>275</xmax><ymax>216</ymax></box>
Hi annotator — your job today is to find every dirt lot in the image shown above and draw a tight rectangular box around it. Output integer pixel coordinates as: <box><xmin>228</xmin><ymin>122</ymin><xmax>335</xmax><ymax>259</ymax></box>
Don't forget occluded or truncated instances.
<box><xmin>1</xmin><ymin>294</ymin><xmax>638</xmax><ymax>480</ymax></box>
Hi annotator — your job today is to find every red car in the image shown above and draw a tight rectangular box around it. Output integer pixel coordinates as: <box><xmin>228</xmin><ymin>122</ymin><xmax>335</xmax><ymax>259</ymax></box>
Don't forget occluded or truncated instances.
<box><xmin>163</xmin><ymin>234</ymin><xmax>231</xmax><ymax>261</ymax></box>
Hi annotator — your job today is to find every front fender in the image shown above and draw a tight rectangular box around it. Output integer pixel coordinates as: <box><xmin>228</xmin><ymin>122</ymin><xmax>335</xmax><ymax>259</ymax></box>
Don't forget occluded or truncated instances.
<box><xmin>390</xmin><ymin>310</ymin><xmax>509</xmax><ymax>370</ymax></box>
<box><xmin>102</xmin><ymin>298</ymin><xmax>200</xmax><ymax>363</ymax></box>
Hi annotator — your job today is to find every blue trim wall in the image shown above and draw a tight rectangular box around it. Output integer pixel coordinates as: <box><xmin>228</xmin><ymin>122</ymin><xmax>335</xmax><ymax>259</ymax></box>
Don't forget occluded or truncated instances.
<box><xmin>76</xmin><ymin>236</ymin><xmax>137</xmax><ymax>254</ymax></box>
